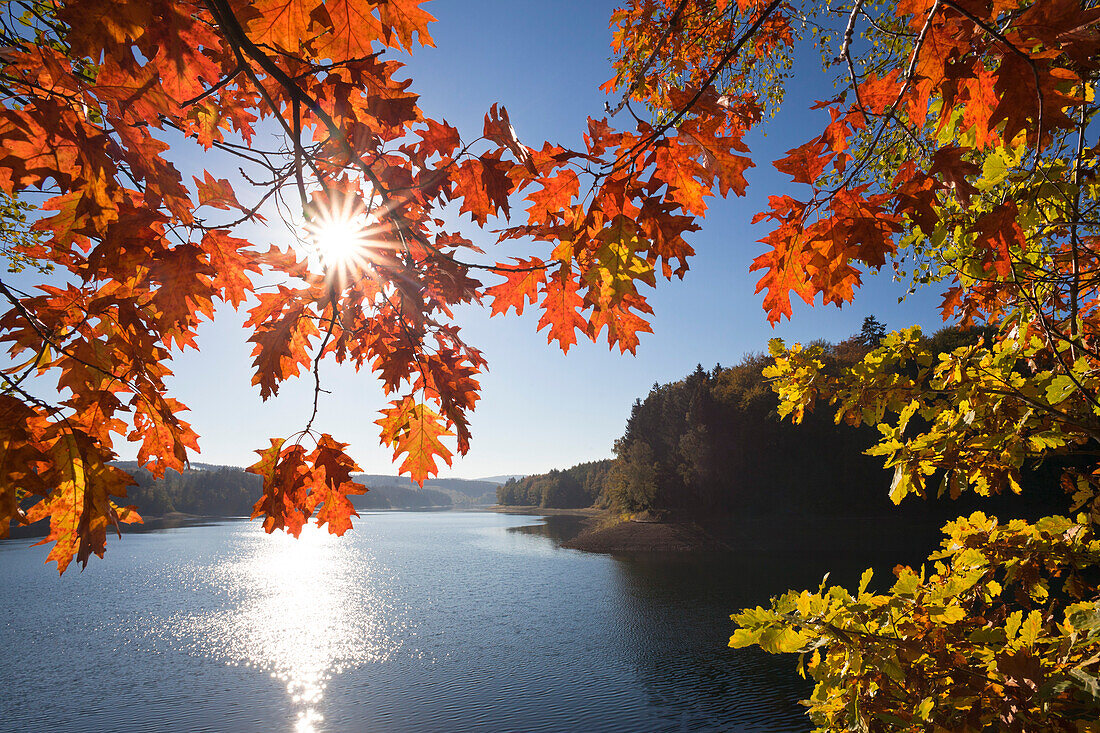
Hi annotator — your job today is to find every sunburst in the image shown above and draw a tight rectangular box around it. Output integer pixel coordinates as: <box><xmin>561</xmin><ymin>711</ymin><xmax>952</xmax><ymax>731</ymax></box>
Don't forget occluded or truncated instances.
<box><xmin>304</xmin><ymin>194</ymin><xmax>386</xmax><ymax>287</ymax></box>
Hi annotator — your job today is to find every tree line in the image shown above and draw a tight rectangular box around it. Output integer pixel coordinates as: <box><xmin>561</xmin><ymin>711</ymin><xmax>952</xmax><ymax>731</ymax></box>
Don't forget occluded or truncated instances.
<box><xmin>122</xmin><ymin>463</ymin><xmax>262</xmax><ymax>517</ymax></box>
<box><xmin>500</xmin><ymin>319</ymin><xmax>1064</xmax><ymax>523</ymax></box>
<box><xmin>496</xmin><ymin>460</ymin><xmax>612</xmax><ymax>509</ymax></box>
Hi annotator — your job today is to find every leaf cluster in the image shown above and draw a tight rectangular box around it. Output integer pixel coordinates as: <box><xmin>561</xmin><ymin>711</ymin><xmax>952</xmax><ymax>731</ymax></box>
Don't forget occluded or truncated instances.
<box><xmin>0</xmin><ymin>0</ymin><xmax>778</xmax><ymax>568</ymax></box>
<box><xmin>732</xmin><ymin>512</ymin><xmax>1100</xmax><ymax>731</ymax></box>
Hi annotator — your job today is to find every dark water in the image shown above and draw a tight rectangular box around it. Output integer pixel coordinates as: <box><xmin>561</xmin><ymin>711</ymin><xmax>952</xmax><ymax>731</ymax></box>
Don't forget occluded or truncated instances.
<box><xmin>0</xmin><ymin>511</ymin><xmax>938</xmax><ymax>733</ymax></box>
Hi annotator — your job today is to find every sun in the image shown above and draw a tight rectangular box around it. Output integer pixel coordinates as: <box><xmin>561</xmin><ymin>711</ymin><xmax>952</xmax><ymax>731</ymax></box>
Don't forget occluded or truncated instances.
<box><xmin>313</xmin><ymin>214</ymin><xmax>366</xmax><ymax>269</ymax></box>
<box><xmin>304</xmin><ymin>195</ymin><xmax>378</xmax><ymax>285</ymax></box>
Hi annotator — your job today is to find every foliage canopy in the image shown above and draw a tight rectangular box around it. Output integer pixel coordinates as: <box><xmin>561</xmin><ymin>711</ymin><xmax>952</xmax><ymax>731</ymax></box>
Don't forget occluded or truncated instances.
<box><xmin>0</xmin><ymin>0</ymin><xmax>765</xmax><ymax>569</ymax></box>
<box><xmin>604</xmin><ymin>0</ymin><xmax>1100</xmax><ymax>728</ymax></box>
<box><xmin>2</xmin><ymin>0</ymin><xmax>1100</xmax><ymax>727</ymax></box>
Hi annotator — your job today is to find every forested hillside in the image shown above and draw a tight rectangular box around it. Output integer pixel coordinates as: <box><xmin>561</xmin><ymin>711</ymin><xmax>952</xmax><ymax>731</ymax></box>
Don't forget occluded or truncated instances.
<box><xmin>354</xmin><ymin>475</ymin><xmax>498</xmax><ymax>505</ymax></box>
<box><xmin>118</xmin><ymin>466</ymin><xmax>498</xmax><ymax>516</ymax></box>
<box><xmin>124</xmin><ymin>464</ymin><xmax>261</xmax><ymax>517</ymax></box>
<box><xmin>500</xmin><ymin>322</ymin><xmax>1066</xmax><ymax>521</ymax></box>
<box><xmin>496</xmin><ymin>460</ymin><xmax>612</xmax><ymax>509</ymax></box>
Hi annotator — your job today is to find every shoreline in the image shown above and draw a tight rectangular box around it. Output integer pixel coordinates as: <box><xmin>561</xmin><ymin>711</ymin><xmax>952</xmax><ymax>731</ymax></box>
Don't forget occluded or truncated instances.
<box><xmin>487</xmin><ymin>505</ymin><xmax>602</xmax><ymax>517</ymax></box>
<box><xmin>563</xmin><ymin>515</ymin><xmax>733</xmax><ymax>554</ymax></box>
<box><xmin>490</xmin><ymin>506</ymin><xmax>964</xmax><ymax>556</ymax></box>
<box><xmin>489</xmin><ymin>505</ymin><xmax>733</xmax><ymax>554</ymax></box>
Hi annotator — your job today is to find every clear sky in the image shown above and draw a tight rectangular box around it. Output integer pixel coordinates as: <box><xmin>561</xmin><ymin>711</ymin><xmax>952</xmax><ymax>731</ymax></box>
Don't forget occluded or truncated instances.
<box><xmin>103</xmin><ymin>1</ymin><xmax>947</xmax><ymax>478</ymax></box>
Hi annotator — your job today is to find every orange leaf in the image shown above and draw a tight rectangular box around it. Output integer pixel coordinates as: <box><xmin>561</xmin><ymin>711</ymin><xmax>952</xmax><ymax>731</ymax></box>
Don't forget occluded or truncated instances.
<box><xmin>485</xmin><ymin>258</ymin><xmax>546</xmax><ymax>317</ymax></box>
<box><xmin>378</xmin><ymin>0</ymin><xmax>436</xmax><ymax>51</ymax></box>
<box><xmin>537</xmin><ymin>267</ymin><xmax>587</xmax><ymax>353</ymax></box>
<box><xmin>376</xmin><ymin>399</ymin><xmax>453</xmax><ymax>485</ymax></box>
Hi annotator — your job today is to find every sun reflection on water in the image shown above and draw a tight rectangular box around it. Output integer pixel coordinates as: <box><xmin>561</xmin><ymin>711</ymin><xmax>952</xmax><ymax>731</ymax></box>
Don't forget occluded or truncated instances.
<box><xmin>159</xmin><ymin>524</ymin><xmax>410</xmax><ymax>732</ymax></box>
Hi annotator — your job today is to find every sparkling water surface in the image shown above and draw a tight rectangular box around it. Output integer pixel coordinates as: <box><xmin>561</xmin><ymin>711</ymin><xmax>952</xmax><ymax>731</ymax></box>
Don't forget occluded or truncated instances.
<box><xmin>0</xmin><ymin>511</ymin><xmax>826</xmax><ymax>732</ymax></box>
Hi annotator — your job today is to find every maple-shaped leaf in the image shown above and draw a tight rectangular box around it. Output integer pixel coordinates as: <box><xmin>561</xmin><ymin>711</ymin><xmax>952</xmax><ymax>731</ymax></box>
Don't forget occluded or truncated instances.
<box><xmin>974</xmin><ymin>202</ymin><xmax>1024</xmax><ymax>278</ymax></box>
<box><xmin>194</xmin><ymin>171</ymin><xmax>245</xmax><ymax>211</ymax></box>
<box><xmin>988</xmin><ymin>53</ymin><xmax>1078</xmax><ymax>148</ymax></box>
<box><xmin>774</xmin><ymin>138</ymin><xmax>830</xmax><ymax>185</ymax></box>
<box><xmin>247</xmin><ymin>439</ymin><xmax>315</xmax><ymax>536</ymax></box>
<box><xmin>409</xmin><ymin>118</ymin><xmax>461</xmax><ymax>163</ymax></box>
<box><xmin>537</xmin><ymin>267</ymin><xmax>587</xmax><ymax>353</ymax></box>
<box><xmin>127</xmin><ymin>393</ymin><xmax>199</xmax><ymax>478</ymax></box>
<box><xmin>524</xmin><ymin>168</ymin><xmax>579</xmax><ymax>224</ymax></box>
<box><xmin>652</xmin><ymin>140</ymin><xmax>711</xmax><ymax>215</ymax></box>
<box><xmin>34</xmin><ymin>192</ymin><xmax>90</xmax><ymax>249</ymax></box>
<box><xmin>59</xmin><ymin>0</ymin><xmax>152</xmax><ymax>58</ymax></box>
<box><xmin>203</xmin><ymin>230</ymin><xmax>261</xmax><ymax>308</ymax></box>
<box><xmin>826</xmin><ymin>188</ymin><xmax>900</xmax><ymax>268</ymax></box>
<box><xmin>453</xmin><ymin>153</ymin><xmax>513</xmax><ymax>225</ymax></box>
<box><xmin>485</xmin><ymin>258</ymin><xmax>546</xmax><ymax>316</ymax></box>
<box><xmin>25</xmin><ymin>433</ymin><xmax>140</xmax><ymax>573</ymax></box>
<box><xmin>856</xmin><ymin>70</ymin><xmax>902</xmax><ymax>116</ymax></box>
<box><xmin>484</xmin><ymin>104</ymin><xmax>536</xmax><ymax>174</ymax></box>
<box><xmin>310</xmin><ymin>0</ymin><xmax>384</xmax><ymax>61</ymax></box>
<box><xmin>141</xmin><ymin>2</ymin><xmax>224</xmax><ymax>103</ymax></box>
<box><xmin>927</xmin><ymin>146</ymin><xmax>980</xmax><ymax>206</ymax></box>
<box><xmin>310</xmin><ymin>433</ymin><xmax>364</xmax><ymax>536</ymax></box>
<box><xmin>246</xmin><ymin>289</ymin><xmax>320</xmax><ymax>399</ymax></box>
<box><xmin>146</xmin><ymin>242</ymin><xmax>217</xmax><ymax>343</ymax></box>
<box><xmin>584</xmin><ymin>215</ymin><xmax>656</xmax><ymax>307</ymax></box>
<box><xmin>93</xmin><ymin>61</ymin><xmax>176</xmax><ymax>123</ymax></box>
<box><xmin>377</xmin><ymin>0</ymin><xmax>436</xmax><ymax>51</ymax></box>
<box><xmin>749</xmin><ymin>196</ymin><xmax>814</xmax><ymax>323</ymax></box>
<box><xmin>678</xmin><ymin>127</ymin><xmax>753</xmax><ymax>198</ymax></box>
<box><xmin>246</xmin><ymin>0</ymin><xmax>321</xmax><ymax>53</ymax></box>
<box><xmin>0</xmin><ymin>397</ymin><xmax>55</xmax><ymax>538</ymax></box>
<box><xmin>587</xmin><ymin>293</ymin><xmax>654</xmax><ymax>355</ymax></box>
<box><xmin>375</xmin><ymin>397</ymin><xmax>453</xmax><ymax>485</ymax></box>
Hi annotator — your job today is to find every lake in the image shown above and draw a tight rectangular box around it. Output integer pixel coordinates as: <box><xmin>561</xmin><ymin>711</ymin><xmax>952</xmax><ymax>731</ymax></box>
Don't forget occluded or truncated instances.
<box><xmin>0</xmin><ymin>510</ymin><xmax>935</xmax><ymax>732</ymax></box>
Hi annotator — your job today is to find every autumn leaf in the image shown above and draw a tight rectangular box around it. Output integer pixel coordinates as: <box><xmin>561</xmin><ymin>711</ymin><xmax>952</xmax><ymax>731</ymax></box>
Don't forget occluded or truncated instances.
<box><xmin>485</xmin><ymin>258</ymin><xmax>546</xmax><ymax>317</ymax></box>
<box><xmin>377</xmin><ymin>0</ymin><xmax>436</xmax><ymax>51</ymax></box>
<box><xmin>774</xmin><ymin>138</ymin><xmax>830</xmax><ymax>185</ymax></box>
<box><xmin>194</xmin><ymin>171</ymin><xmax>244</xmax><ymax>211</ymax></box>
<box><xmin>246</xmin><ymin>0</ymin><xmax>319</xmax><ymax>53</ymax></box>
<box><xmin>310</xmin><ymin>0</ymin><xmax>384</xmax><ymax>60</ymax></box>
<box><xmin>484</xmin><ymin>104</ymin><xmax>536</xmax><ymax>174</ymax></box>
<box><xmin>309</xmin><ymin>433</ymin><xmax>364</xmax><ymax>536</ymax></box>
<box><xmin>584</xmin><ymin>215</ymin><xmax>655</xmax><ymax>306</ymax></box>
<box><xmin>537</xmin><ymin>267</ymin><xmax>587</xmax><ymax>353</ymax></box>
<box><xmin>453</xmin><ymin>153</ymin><xmax>513</xmax><ymax>225</ymax></box>
<box><xmin>375</xmin><ymin>398</ymin><xmax>453</xmax><ymax>485</ymax></box>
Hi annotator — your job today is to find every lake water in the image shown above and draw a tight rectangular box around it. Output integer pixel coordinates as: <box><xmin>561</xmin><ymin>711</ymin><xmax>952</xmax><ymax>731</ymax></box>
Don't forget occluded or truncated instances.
<box><xmin>0</xmin><ymin>511</ymin><xmax>933</xmax><ymax>732</ymax></box>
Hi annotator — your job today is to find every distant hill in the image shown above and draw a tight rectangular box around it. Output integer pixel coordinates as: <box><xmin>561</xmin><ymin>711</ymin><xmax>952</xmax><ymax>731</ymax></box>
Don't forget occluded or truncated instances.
<box><xmin>104</xmin><ymin>465</ymin><xmax>499</xmax><ymax>517</ymax></box>
<box><xmin>475</xmin><ymin>474</ymin><xmax>526</xmax><ymax>485</ymax></box>
<box><xmin>353</xmin><ymin>474</ymin><xmax>498</xmax><ymax>504</ymax></box>
<box><xmin>114</xmin><ymin>460</ymin><xmax>244</xmax><ymax>473</ymax></box>
<box><xmin>349</xmin><ymin>479</ymin><xmax>454</xmax><ymax>511</ymax></box>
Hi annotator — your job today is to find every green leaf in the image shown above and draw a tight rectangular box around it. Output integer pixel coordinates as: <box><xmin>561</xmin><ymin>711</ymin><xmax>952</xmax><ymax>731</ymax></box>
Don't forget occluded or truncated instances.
<box><xmin>1045</xmin><ymin>375</ymin><xmax>1075</xmax><ymax>405</ymax></box>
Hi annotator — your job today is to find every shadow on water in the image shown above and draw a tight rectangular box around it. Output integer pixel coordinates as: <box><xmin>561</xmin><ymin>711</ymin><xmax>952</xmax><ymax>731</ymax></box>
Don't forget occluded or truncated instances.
<box><xmin>507</xmin><ymin>511</ymin><xmax>963</xmax><ymax>732</ymax></box>
<box><xmin>607</xmin><ymin>553</ymin><xmax>813</xmax><ymax>732</ymax></box>
<box><xmin>506</xmin><ymin>513</ymin><xmax>590</xmax><ymax>543</ymax></box>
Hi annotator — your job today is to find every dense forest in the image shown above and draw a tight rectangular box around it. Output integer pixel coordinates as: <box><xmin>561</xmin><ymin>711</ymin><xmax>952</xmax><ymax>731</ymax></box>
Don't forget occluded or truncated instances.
<box><xmin>496</xmin><ymin>460</ymin><xmax>612</xmax><ymax>509</ymax></box>
<box><xmin>122</xmin><ymin>463</ymin><xmax>262</xmax><ymax>517</ymax></box>
<box><xmin>500</xmin><ymin>321</ymin><xmax>1065</xmax><ymax>521</ymax></box>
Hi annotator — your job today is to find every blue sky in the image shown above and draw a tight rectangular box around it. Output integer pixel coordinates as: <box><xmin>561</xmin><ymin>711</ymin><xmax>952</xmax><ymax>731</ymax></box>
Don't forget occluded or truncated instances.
<box><xmin>111</xmin><ymin>2</ymin><xmax>946</xmax><ymax>478</ymax></box>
